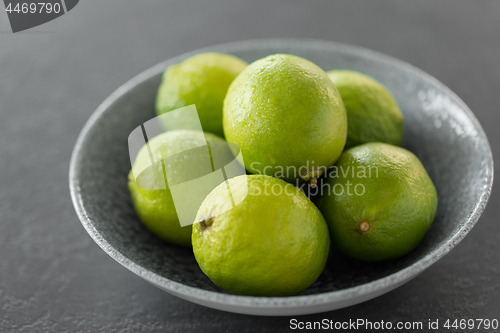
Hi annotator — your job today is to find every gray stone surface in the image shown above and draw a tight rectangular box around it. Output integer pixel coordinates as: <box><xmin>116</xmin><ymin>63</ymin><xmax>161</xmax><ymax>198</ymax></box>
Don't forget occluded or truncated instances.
<box><xmin>1</xmin><ymin>0</ymin><xmax>499</xmax><ymax>332</ymax></box>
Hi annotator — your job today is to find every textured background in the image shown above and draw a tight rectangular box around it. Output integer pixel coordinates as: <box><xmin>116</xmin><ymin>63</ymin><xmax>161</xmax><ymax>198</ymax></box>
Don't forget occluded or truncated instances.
<box><xmin>0</xmin><ymin>1</ymin><xmax>499</xmax><ymax>332</ymax></box>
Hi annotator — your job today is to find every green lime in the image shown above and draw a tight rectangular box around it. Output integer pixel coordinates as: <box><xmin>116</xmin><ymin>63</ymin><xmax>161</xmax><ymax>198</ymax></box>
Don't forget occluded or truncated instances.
<box><xmin>128</xmin><ymin>129</ymin><xmax>224</xmax><ymax>247</ymax></box>
<box><xmin>223</xmin><ymin>54</ymin><xmax>347</xmax><ymax>185</ymax></box>
<box><xmin>327</xmin><ymin>70</ymin><xmax>404</xmax><ymax>148</ymax></box>
<box><xmin>317</xmin><ymin>142</ymin><xmax>437</xmax><ymax>262</ymax></box>
<box><xmin>192</xmin><ymin>175</ymin><xmax>330</xmax><ymax>296</ymax></box>
<box><xmin>156</xmin><ymin>52</ymin><xmax>248</xmax><ymax>138</ymax></box>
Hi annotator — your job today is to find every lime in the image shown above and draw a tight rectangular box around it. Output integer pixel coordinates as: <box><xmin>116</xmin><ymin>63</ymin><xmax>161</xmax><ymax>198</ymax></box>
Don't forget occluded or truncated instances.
<box><xmin>192</xmin><ymin>175</ymin><xmax>330</xmax><ymax>296</ymax></box>
<box><xmin>223</xmin><ymin>54</ymin><xmax>347</xmax><ymax>185</ymax></box>
<box><xmin>128</xmin><ymin>130</ymin><xmax>224</xmax><ymax>247</ymax></box>
<box><xmin>156</xmin><ymin>52</ymin><xmax>248</xmax><ymax>138</ymax></box>
<box><xmin>317</xmin><ymin>142</ymin><xmax>438</xmax><ymax>262</ymax></box>
<box><xmin>327</xmin><ymin>70</ymin><xmax>404</xmax><ymax>148</ymax></box>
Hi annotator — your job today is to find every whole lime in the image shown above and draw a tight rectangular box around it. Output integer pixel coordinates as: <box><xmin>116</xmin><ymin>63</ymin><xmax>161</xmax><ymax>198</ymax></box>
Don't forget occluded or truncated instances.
<box><xmin>327</xmin><ymin>70</ymin><xmax>404</xmax><ymax>148</ymax></box>
<box><xmin>128</xmin><ymin>130</ymin><xmax>224</xmax><ymax>247</ymax></box>
<box><xmin>192</xmin><ymin>175</ymin><xmax>330</xmax><ymax>296</ymax></box>
<box><xmin>223</xmin><ymin>54</ymin><xmax>347</xmax><ymax>185</ymax></box>
<box><xmin>156</xmin><ymin>52</ymin><xmax>248</xmax><ymax>138</ymax></box>
<box><xmin>317</xmin><ymin>142</ymin><xmax>437</xmax><ymax>262</ymax></box>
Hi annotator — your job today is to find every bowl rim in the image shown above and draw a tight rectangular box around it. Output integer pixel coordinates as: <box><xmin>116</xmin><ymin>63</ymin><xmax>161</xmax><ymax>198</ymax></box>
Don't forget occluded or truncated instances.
<box><xmin>69</xmin><ymin>38</ymin><xmax>494</xmax><ymax>311</ymax></box>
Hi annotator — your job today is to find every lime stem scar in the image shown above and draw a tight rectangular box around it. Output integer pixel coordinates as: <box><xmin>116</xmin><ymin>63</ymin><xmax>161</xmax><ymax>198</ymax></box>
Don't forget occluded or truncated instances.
<box><xmin>300</xmin><ymin>167</ymin><xmax>323</xmax><ymax>188</ymax></box>
<box><xmin>199</xmin><ymin>217</ymin><xmax>214</xmax><ymax>231</ymax></box>
<box><xmin>357</xmin><ymin>220</ymin><xmax>371</xmax><ymax>234</ymax></box>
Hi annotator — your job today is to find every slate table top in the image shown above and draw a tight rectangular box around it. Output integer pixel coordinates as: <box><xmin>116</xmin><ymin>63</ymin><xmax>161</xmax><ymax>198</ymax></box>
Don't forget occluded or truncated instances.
<box><xmin>1</xmin><ymin>1</ymin><xmax>499</xmax><ymax>332</ymax></box>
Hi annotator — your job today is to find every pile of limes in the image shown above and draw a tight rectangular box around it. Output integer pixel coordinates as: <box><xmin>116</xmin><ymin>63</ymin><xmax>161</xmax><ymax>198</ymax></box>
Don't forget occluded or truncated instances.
<box><xmin>128</xmin><ymin>52</ymin><xmax>438</xmax><ymax>297</ymax></box>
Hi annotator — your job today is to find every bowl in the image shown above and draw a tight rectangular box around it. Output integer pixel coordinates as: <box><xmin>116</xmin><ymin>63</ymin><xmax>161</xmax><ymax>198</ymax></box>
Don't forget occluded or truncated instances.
<box><xmin>69</xmin><ymin>39</ymin><xmax>493</xmax><ymax>316</ymax></box>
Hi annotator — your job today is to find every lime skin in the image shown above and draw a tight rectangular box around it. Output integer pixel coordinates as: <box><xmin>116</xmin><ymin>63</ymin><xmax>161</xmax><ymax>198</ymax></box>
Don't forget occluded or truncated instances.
<box><xmin>192</xmin><ymin>175</ymin><xmax>330</xmax><ymax>296</ymax></box>
<box><xmin>317</xmin><ymin>142</ymin><xmax>438</xmax><ymax>262</ymax></box>
<box><xmin>156</xmin><ymin>52</ymin><xmax>248</xmax><ymax>138</ymax></box>
<box><xmin>223</xmin><ymin>54</ymin><xmax>347</xmax><ymax>185</ymax></box>
<box><xmin>128</xmin><ymin>130</ymin><xmax>224</xmax><ymax>247</ymax></box>
<box><xmin>327</xmin><ymin>70</ymin><xmax>404</xmax><ymax>149</ymax></box>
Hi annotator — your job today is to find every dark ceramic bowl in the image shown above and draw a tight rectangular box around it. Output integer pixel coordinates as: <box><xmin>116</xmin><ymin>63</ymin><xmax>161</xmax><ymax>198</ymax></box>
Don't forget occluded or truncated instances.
<box><xmin>69</xmin><ymin>39</ymin><xmax>493</xmax><ymax>316</ymax></box>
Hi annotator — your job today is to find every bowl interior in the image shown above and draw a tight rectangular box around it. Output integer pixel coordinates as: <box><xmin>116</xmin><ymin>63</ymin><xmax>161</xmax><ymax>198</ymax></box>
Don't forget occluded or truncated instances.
<box><xmin>70</xmin><ymin>40</ymin><xmax>493</xmax><ymax>301</ymax></box>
